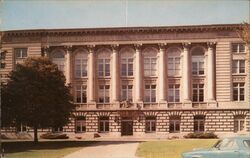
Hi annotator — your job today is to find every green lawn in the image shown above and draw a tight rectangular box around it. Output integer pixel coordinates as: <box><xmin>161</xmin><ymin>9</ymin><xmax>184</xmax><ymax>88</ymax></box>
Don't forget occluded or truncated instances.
<box><xmin>136</xmin><ymin>139</ymin><xmax>218</xmax><ymax>158</ymax></box>
<box><xmin>3</xmin><ymin>141</ymin><xmax>96</xmax><ymax>158</ymax></box>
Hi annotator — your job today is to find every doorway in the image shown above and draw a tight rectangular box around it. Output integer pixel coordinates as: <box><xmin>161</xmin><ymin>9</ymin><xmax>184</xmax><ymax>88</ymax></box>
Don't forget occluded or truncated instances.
<box><xmin>121</xmin><ymin>118</ymin><xmax>133</xmax><ymax>136</ymax></box>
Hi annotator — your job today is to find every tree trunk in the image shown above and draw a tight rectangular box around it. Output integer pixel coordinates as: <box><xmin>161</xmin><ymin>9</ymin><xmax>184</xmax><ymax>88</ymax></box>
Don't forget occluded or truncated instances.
<box><xmin>34</xmin><ymin>125</ymin><xmax>38</xmax><ymax>143</ymax></box>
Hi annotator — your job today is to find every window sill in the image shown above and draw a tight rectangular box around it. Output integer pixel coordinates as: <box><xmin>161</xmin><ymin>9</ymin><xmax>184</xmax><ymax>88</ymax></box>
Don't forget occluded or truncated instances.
<box><xmin>232</xmin><ymin>73</ymin><xmax>247</xmax><ymax>76</ymax></box>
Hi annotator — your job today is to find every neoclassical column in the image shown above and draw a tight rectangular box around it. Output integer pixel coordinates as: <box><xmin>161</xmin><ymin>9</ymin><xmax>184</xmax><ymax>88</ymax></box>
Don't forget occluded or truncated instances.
<box><xmin>135</xmin><ymin>44</ymin><xmax>143</xmax><ymax>102</ymax></box>
<box><xmin>182</xmin><ymin>43</ymin><xmax>191</xmax><ymax>102</ymax></box>
<box><xmin>87</xmin><ymin>45</ymin><xmax>95</xmax><ymax>102</ymax></box>
<box><xmin>158</xmin><ymin>43</ymin><xmax>167</xmax><ymax>102</ymax></box>
<box><xmin>207</xmin><ymin>42</ymin><xmax>216</xmax><ymax>101</ymax></box>
<box><xmin>111</xmin><ymin>44</ymin><xmax>120</xmax><ymax>102</ymax></box>
<box><xmin>41</xmin><ymin>46</ymin><xmax>50</xmax><ymax>57</ymax></box>
<box><xmin>65</xmin><ymin>46</ymin><xmax>72</xmax><ymax>85</ymax></box>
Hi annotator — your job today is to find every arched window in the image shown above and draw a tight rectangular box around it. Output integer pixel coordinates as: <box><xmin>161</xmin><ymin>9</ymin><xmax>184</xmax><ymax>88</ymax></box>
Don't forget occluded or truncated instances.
<box><xmin>191</xmin><ymin>47</ymin><xmax>205</xmax><ymax>75</ymax></box>
<box><xmin>120</xmin><ymin>47</ymin><xmax>134</xmax><ymax>77</ymax></box>
<box><xmin>97</xmin><ymin>48</ymin><xmax>111</xmax><ymax>77</ymax></box>
<box><xmin>143</xmin><ymin>47</ymin><xmax>157</xmax><ymax>76</ymax></box>
<box><xmin>75</xmin><ymin>50</ymin><xmax>88</xmax><ymax>78</ymax></box>
<box><xmin>167</xmin><ymin>47</ymin><xmax>181</xmax><ymax>76</ymax></box>
<box><xmin>52</xmin><ymin>50</ymin><xmax>65</xmax><ymax>73</ymax></box>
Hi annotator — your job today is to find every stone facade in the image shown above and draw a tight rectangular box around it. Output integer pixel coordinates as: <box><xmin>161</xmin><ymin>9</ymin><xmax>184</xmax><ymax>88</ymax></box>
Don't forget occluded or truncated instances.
<box><xmin>1</xmin><ymin>24</ymin><xmax>249</xmax><ymax>138</ymax></box>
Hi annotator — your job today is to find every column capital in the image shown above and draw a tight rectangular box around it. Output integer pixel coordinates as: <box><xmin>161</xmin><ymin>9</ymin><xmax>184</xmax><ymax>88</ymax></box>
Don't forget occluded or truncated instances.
<box><xmin>111</xmin><ymin>44</ymin><xmax>119</xmax><ymax>52</ymax></box>
<box><xmin>182</xmin><ymin>42</ymin><xmax>191</xmax><ymax>50</ymax></box>
<box><xmin>158</xmin><ymin>43</ymin><xmax>167</xmax><ymax>50</ymax></box>
<box><xmin>86</xmin><ymin>45</ymin><xmax>95</xmax><ymax>53</ymax></box>
<box><xmin>64</xmin><ymin>45</ymin><xmax>73</xmax><ymax>52</ymax></box>
<box><xmin>207</xmin><ymin>42</ymin><xmax>217</xmax><ymax>49</ymax></box>
<box><xmin>134</xmin><ymin>43</ymin><xmax>143</xmax><ymax>51</ymax></box>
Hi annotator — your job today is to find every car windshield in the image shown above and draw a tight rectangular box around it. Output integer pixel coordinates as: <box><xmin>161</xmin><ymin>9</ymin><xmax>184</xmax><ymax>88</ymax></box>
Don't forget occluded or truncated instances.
<box><xmin>213</xmin><ymin>139</ymin><xmax>238</xmax><ymax>149</ymax></box>
<box><xmin>243</xmin><ymin>140</ymin><xmax>250</xmax><ymax>148</ymax></box>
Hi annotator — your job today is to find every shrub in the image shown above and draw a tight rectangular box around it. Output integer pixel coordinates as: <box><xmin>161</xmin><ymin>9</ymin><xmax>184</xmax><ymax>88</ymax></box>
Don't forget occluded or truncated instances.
<box><xmin>40</xmin><ymin>132</ymin><xmax>69</xmax><ymax>139</ymax></box>
<box><xmin>184</xmin><ymin>132</ymin><xmax>218</xmax><ymax>139</ymax></box>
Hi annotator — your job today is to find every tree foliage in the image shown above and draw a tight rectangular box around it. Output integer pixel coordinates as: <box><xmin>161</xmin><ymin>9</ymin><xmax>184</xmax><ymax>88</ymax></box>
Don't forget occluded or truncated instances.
<box><xmin>2</xmin><ymin>57</ymin><xmax>75</xmax><ymax>142</ymax></box>
<box><xmin>237</xmin><ymin>22</ymin><xmax>250</xmax><ymax>46</ymax></box>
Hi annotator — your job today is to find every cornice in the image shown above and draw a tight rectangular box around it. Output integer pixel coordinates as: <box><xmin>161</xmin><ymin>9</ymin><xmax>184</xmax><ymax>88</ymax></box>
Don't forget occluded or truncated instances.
<box><xmin>2</xmin><ymin>24</ymin><xmax>242</xmax><ymax>37</ymax></box>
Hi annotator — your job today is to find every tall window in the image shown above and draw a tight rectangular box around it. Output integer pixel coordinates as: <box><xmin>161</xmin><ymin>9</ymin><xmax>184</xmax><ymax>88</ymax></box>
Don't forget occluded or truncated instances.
<box><xmin>193</xmin><ymin>84</ymin><xmax>204</xmax><ymax>102</ymax></box>
<box><xmin>194</xmin><ymin>115</ymin><xmax>205</xmax><ymax>133</ymax></box>
<box><xmin>168</xmin><ymin>57</ymin><xmax>180</xmax><ymax>76</ymax></box>
<box><xmin>145</xmin><ymin>116</ymin><xmax>156</xmax><ymax>132</ymax></box>
<box><xmin>232</xmin><ymin>60</ymin><xmax>245</xmax><ymax>74</ymax></box>
<box><xmin>99</xmin><ymin>116</ymin><xmax>109</xmax><ymax>133</ymax></box>
<box><xmin>14</xmin><ymin>48</ymin><xmax>27</xmax><ymax>59</ymax></box>
<box><xmin>121</xmin><ymin>85</ymin><xmax>133</xmax><ymax>101</ymax></box>
<box><xmin>52</xmin><ymin>51</ymin><xmax>65</xmax><ymax>73</ymax></box>
<box><xmin>168</xmin><ymin>84</ymin><xmax>180</xmax><ymax>102</ymax></box>
<box><xmin>144</xmin><ymin>57</ymin><xmax>157</xmax><ymax>76</ymax></box>
<box><xmin>192</xmin><ymin>56</ymin><xmax>204</xmax><ymax>75</ymax></box>
<box><xmin>144</xmin><ymin>84</ymin><xmax>156</xmax><ymax>103</ymax></box>
<box><xmin>75</xmin><ymin>85</ymin><xmax>87</xmax><ymax>103</ymax></box>
<box><xmin>232</xmin><ymin>43</ymin><xmax>245</xmax><ymax>53</ymax></box>
<box><xmin>75</xmin><ymin>116</ymin><xmax>86</xmax><ymax>133</ymax></box>
<box><xmin>75</xmin><ymin>53</ymin><xmax>88</xmax><ymax>78</ymax></box>
<box><xmin>234</xmin><ymin>115</ymin><xmax>245</xmax><ymax>133</ymax></box>
<box><xmin>233</xmin><ymin>83</ymin><xmax>245</xmax><ymax>101</ymax></box>
<box><xmin>169</xmin><ymin>116</ymin><xmax>181</xmax><ymax>133</ymax></box>
<box><xmin>98</xmin><ymin>59</ymin><xmax>110</xmax><ymax>77</ymax></box>
<box><xmin>98</xmin><ymin>85</ymin><xmax>110</xmax><ymax>103</ymax></box>
<box><xmin>121</xmin><ymin>58</ymin><xmax>133</xmax><ymax>76</ymax></box>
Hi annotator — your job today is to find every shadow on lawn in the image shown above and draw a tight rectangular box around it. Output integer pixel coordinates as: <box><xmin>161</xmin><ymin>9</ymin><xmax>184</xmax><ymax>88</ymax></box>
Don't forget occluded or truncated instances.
<box><xmin>3</xmin><ymin>141</ymin><xmax>142</xmax><ymax>154</ymax></box>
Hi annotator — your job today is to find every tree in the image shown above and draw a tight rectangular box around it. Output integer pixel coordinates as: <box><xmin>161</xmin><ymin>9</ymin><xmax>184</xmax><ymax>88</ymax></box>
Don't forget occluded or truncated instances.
<box><xmin>2</xmin><ymin>57</ymin><xmax>74</xmax><ymax>142</ymax></box>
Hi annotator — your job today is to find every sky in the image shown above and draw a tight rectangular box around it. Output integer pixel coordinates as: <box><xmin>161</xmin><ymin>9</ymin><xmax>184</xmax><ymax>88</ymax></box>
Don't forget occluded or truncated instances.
<box><xmin>0</xmin><ymin>0</ymin><xmax>249</xmax><ymax>31</ymax></box>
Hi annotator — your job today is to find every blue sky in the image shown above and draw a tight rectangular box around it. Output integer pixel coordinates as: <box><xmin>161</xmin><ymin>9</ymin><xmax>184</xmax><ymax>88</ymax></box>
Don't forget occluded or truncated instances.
<box><xmin>1</xmin><ymin>0</ymin><xmax>249</xmax><ymax>31</ymax></box>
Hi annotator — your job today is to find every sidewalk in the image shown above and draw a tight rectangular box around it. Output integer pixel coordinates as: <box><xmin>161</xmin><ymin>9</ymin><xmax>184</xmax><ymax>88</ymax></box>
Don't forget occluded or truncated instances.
<box><xmin>62</xmin><ymin>141</ymin><xmax>140</xmax><ymax>158</ymax></box>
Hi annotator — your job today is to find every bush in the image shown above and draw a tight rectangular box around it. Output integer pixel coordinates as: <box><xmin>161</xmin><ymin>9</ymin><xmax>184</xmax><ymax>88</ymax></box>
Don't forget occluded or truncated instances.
<box><xmin>40</xmin><ymin>132</ymin><xmax>69</xmax><ymax>139</ymax></box>
<box><xmin>184</xmin><ymin>132</ymin><xmax>218</xmax><ymax>139</ymax></box>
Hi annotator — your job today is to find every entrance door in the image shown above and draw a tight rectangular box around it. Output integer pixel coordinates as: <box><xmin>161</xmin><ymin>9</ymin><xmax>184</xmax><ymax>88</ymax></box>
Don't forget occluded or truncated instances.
<box><xmin>121</xmin><ymin>120</ymin><xmax>133</xmax><ymax>136</ymax></box>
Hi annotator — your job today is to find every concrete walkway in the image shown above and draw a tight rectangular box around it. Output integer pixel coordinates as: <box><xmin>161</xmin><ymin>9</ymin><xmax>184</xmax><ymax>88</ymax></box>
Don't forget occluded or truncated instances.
<box><xmin>62</xmin><ymin>141</ymin><xmax>140</xmax><ymax>158</ymax></box>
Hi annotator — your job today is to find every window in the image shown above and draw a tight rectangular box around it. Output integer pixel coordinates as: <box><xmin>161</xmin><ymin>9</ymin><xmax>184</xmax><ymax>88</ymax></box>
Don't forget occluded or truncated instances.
<box><xmin>192</xmin><ymin>84</ymin><xmax>204</xmax><ymax>102</ymax></box>
<box><xmin>232</xmin><ymin>60</ymin><xmax>245</xmax><ymax>74</ymax></box>
<box><xmin>192</xmin><ymin>56</ymin><xmax>204</xmax><ymax>75</ymax></box>
<box><xmin>99</xmin><ymin>116</ymin><xmax>109</xmax><ymax>132</ymax></box>
<box><xmin>75</xmin><ymin>54</ymin><xmax>87</xmax><ymax>77</ymax></box>
<box><xmin>234</xmin><ymin>115</ymin><xmax>245</xmax><ymax>132</ymax></box>
<box><xmin>233</xmin><ymin>83</ymin><xmax>245</xmax><ymax>101</ymax></box>
<box><xmin>98</xmin><ymin>59</ymin><xmax>110</xmax><ymax>77</ymax></box>
<box><xmin>144</xmin><ymin>84</ymin><xmax>156</xmax><ymax>103</ymax></box>
<box><xmin>169</xmin><ymin>116</ymin><xmax>181</xmax><ymax>133</ymax></box>
<box><xmin>194</xmin><ymin>115</ymin><xmax>205</xmax><ymax>132</ymax></box>
<box><xmin>121</xmin><ymin>58</ymin><xmax>133</xmax><ymax>76</ymax></box>
<box><xmin>168</xmin><ymin>84</ymin><xmax>180</xmax><ymax>102</ymax></box>
<box><xmin>98</xmin><ymin>85</ymin><xmax>110</xmax><ymax>103</ymax></box>
<box><xmin>52</xmin><ymin>127</ymin><xmax>63</xmax><ymax>133</ymax></box>
<box><xmin>232</xmin><ymin>43</ymin><xmax>245</xmax><ymax>53</ymax></box>
<box><xmin>145</xmin><ymin>116</ymin><xmax>156</xmax><ymax>132</ymax></box>
<box><xmin>52</xmin><ymin>51</ymin><xmax>65</xmax><ymax>73</ymax></box>
<box><xmin>16</xmin><ymin>123</ymin><xmax>27</xmax><ymax>133</ymax></box>
<box><xmin>14</xmin><ymin>48</ymin><xmax>27</xmax><ymax>59</ymax></box>
<box><xmin>75</xmin><ymin>116</ymin><xmax>86</xmax><ymax>133</ymax></box>
<box><xmin>121</xmin><ymin>85</ymin><xmax>133</xmax><ymax>101</ymax></box>
<box><xmin>168</xmin><ymin>57</ymin><xmax>180</xmax><ymax>76</ymax></box>
<box><xmin>75</xmin><ymin>85</ymin><xmax>87</xmax><ymax>103</ymax></box>
<box><xmin>144</xmin><ymin>57</ymin><xmax>157</xmax><ymax>76</ymax></box>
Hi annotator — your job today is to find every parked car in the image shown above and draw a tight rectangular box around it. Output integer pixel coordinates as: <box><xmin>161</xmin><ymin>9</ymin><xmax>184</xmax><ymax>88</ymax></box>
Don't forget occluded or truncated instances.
<box><xmin>182</xmin><ymin>136</ymin><xmax>250</xmax><ymax>158</ymax></box>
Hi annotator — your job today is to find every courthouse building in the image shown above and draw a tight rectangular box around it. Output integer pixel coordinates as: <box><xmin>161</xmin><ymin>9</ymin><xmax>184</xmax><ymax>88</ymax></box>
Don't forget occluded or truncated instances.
<box><xmin>0</xmin><ymin>24</ymin><xmax>249</xmax><ymax>138</ymax></box>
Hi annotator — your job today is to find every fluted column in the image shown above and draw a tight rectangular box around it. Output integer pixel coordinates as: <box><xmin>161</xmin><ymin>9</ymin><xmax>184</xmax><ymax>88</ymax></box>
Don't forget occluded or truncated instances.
<box><xmin>111</xmin><ymin>44</ymin><xmax>120</xmax><ymax>102</ymax></box>
<box><xmin>65</xmin><ymin>46</ymin><xmax>72</xmax><ymax>85</ymax></box>
<box><xmin>182</xmin><ymin>43</ymin><xmax>191</xmax><ymax>102</ymax></box>
<box><xmin>87</xmin><ymin>45</ymin><xmax>95</xmax><ymax>102</ymax></box>
<box><xmin>158</xmin><ymin>43</ymin><xmax>167</xmax><ymax>102</ymax></box>
<box><xmin>135</xmin><ymin>44</ymin><xmax>143</xmax><ymax>102</ymax></box>
<box><xmin>207</xmin><ymin>42</ymin><xmax>216</xmax><ymax>101</ymax></box>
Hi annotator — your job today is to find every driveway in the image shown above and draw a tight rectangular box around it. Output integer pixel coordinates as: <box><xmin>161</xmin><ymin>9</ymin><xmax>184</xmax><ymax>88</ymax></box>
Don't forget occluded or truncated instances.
<box><xmin>62</xmin><ymin>141</ymin><xmax>140</xmax><ymax>158</ymax></box>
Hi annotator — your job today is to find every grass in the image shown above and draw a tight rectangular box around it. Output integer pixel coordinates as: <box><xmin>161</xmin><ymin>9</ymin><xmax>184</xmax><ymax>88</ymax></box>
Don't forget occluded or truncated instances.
<box><xmin>3</xmin><ymin>141</ymin><xmax>96</xmax><ymax>158</ymax></box>
<box><xmin>136</xmin><ymin>139</ymin><xmax>218</xmax><ymax>158</ymax></box>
